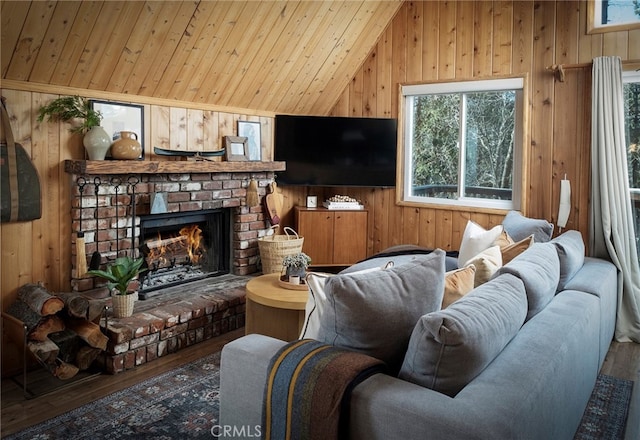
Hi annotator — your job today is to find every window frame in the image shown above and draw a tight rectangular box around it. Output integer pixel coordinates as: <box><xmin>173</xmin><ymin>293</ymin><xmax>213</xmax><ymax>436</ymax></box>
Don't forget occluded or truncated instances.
<box><xmin>396</xmin><ymin>75</ymin><xmax>529</xmax><ymax>213</ymax></box>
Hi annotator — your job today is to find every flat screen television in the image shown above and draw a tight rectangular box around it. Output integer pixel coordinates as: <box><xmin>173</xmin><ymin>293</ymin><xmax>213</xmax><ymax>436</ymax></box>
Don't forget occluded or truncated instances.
<box><xmin>274</xmin><ymin>114</ymin><xmax>397</xmax><ymax>187</ymax></box>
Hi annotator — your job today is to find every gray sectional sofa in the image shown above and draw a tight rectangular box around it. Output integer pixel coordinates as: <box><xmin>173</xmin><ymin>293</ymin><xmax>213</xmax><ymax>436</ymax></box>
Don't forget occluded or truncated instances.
<box><xmin>219</xmin><ymin>229</ymin><xmax>617</xmax><ymax>439</ymax></box>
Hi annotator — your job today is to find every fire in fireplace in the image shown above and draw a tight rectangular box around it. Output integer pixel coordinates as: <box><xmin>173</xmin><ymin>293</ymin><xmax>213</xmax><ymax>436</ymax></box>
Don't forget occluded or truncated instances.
<box><xmin>138</xmin><ymin>209</ymin><xmax>231</xmax><ymax>298</ymax></box>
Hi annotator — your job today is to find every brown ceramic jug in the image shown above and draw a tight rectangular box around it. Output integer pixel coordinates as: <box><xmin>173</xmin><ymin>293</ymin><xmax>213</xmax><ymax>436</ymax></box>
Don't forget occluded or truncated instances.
<box><xmin>111</xmin><ymin>131</ymin><xmax>142</xmax><ymax>160</ymax></box>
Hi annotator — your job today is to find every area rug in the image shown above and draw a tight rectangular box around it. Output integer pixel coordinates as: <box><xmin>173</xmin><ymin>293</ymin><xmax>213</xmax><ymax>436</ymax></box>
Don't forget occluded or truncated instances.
<box><xmin>5</xmin><ymin>362</ymin><xmax>634</xmax><ymax>440</ymax></box>
<box><xmin>574</xmin><ymin>374</ymin><xmax>634</xmax><ymax>440</ymax></box>
<box><xmin>5</xmin><ymin>352</ymin><xmax>222</xmax><ymax>440</ymax></box>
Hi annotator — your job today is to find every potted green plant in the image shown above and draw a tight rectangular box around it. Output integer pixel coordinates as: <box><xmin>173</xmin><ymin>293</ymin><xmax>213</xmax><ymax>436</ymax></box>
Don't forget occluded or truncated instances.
<box><xmin>87</xmin><ymin>256</ymin><xmax>146</xmax><ymax>318</ymax></box>
<box><xmin>37</xmin><ymin>95</ymin><xmax>112</xmax><ymax>160</ymax></box>
<box><xmin>282</xmin><ymin>252</ymin><xmax>311</xmax><ymax>283</ymax></box>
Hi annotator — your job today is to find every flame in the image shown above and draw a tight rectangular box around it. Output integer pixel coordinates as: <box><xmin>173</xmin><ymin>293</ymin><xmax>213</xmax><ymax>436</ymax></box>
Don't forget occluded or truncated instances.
<box><xmin>145</xmin><ymin>224</ymin><xmax>204</xmax><ymax>268</ymax></box>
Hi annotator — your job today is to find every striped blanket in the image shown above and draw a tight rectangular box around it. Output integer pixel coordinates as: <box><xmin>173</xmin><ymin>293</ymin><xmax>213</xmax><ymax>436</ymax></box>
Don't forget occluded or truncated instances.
<box><xmin>262</xmin><ymin>339</ymin><xmax>386</xmax><ymax>440</ymax></box>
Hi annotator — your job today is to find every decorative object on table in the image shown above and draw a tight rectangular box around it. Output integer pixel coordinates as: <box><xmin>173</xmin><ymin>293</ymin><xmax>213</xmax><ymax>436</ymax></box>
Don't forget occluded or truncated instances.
<box><xmin>306</xmin><ymin>195</ymin><xmax>318</xmax><ymax>208</ymax></box>
<box><xmin>1</xmin><ymin>97</ymin><xmax>42</xmax><ymax>223</ymax></box>
<box><xmin>238</xmin><ymin>120</ymin><xmax>261</xmax><ymax>161</ymax></box>
<box><xmin>264</xmin><ymin>181</ymin><xmax>283</xmax><ymax>224</ymax></box>
<box><xmin>37</xmin><ymin>95</ymin><xmax>111</xmax><ymax>160</ymax></box>
<box><xmin>86</xmin><ymin>256</ymin><xmax>146</xmax><ymax>318</ymax></box>
<box><xmin>282</xmin><ymin>252</ymin><xmax>311</xmax><ymax>283</ymax></box>
<box><xmin>90</xmin><ymin>100</ymin><xmax>144</xmax><ymax>160</ymax></box>
<box><xmin>153</xmin><ymin>146</ymin><xmax>225</xmax><ymax>160</ymax></box>
<box><xmin>224</xmin><ymin>136</ymin><xmax>249</xmax><ymax>161</ymax></box>
<box><xmin>110</xmin><ymin>131</ymin><xmax>141</xmax><ymax>160</ymax></box>
<box><xmin>258</xmin><ymin>226</ymin><xmax>304</xmax><ymax>274</ymax></box>
<box><xmin>323</xmin><ymin>194</ymin><xmax>364</xmax><ymax>210</ymax></box>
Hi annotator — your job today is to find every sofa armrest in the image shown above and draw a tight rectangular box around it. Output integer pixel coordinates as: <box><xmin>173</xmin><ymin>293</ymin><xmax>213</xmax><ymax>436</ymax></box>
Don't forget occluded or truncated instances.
<box><xmin>219</xmin><ymin>334</ymin><xmax>286</xmax><ymax>438</ymax></box>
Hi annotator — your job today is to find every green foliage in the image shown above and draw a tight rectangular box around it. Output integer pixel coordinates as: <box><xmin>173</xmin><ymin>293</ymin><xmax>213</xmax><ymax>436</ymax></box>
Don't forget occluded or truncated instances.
<box><xmin>626</xmin><ymin>82</ymin><xmax>640</xmax><ymax>188</ymax></box>
<box><xmin>37</xmin><ymin>95</ymin><xmax>102</xmax><ymax>134</ymax></box>
<box><xmin>410</xmin><ymin>90</ymin><xmax>515</xmax><ymax>199</ymax></box>
<box><xmin>87</xmin><ymin>256</ymin><xmax>146</xmax><ymax>295</ymax></box>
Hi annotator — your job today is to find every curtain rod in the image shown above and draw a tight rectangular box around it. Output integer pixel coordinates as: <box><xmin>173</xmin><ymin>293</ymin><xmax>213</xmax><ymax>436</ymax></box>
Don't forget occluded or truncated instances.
<box><xmin>546</xmin><ymin>58</ymin><xmax>640</xmax><ymax>82</ymax></box>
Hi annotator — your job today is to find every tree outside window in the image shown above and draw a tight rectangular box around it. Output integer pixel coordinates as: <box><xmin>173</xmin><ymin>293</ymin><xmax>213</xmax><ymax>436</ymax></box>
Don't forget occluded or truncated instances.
<box><xmin>400</xmin><ymin>77</ymin><xmax>524</xmax><ymax>210</ymax></box>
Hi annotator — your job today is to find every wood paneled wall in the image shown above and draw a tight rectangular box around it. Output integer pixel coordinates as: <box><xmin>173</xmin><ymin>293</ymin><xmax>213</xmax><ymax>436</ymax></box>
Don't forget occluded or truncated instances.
<box><xmin>279</xmin><ymin>0</ymin><xmax>639</xmax><ymax>256</ymax></box>
<box><xmin>0</xmin><ymin>86</ymin><xmax>275</xmax><ymax>374</ymax></box>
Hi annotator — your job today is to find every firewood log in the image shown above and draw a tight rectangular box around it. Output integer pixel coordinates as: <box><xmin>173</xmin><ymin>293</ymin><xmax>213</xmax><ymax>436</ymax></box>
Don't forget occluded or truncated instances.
<box><xmin>17</xmin><ymin>283</ymin><xmax>64</xmax><ymax>316</ymax></box>
<box><xmin>75</xmin><ymin>346</ymin><xmax>102</xmax><ymax>370</ymax></box>
<box><xmin>52</xmin><ymin>358</ymin><xmax>79</xmax><ymax>380</ymax></box>
<box><xmin>27</xmin><ymin>338</ymin><xmax>59</xmax><ymax>365</ymax></box>
<box><xmin>56</xmin><ymin>291</ymin><xmax>91</xmax><ymax>319</ymax></box>
<box><xmin>65</xmin><ymin>319</ymin><xmax>108</xmax><ymax>350</ymax></box>
<box><xmin>5</xmin><ymin>300</ymin><xmax>65</xmax><ymax>341</ymax></box>
<box><xmin>48</xmin><ymin>329</ymin><xmax>83</xmax><ymax>363</ymax></box>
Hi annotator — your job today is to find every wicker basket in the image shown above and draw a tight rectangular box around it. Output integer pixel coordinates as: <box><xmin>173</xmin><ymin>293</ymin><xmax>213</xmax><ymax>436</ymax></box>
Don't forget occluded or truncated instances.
<box><xmin>258</xmin><ymin>226</ymin><xmax>304</xmax><ymax>274</ymax></box>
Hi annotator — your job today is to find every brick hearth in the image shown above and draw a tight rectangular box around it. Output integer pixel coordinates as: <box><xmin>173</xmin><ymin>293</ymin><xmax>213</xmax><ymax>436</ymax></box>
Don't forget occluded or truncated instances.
<box><xmin>87</xmin><ymin>274</ymin><xmax>250</xmax><ymax>374</ymax></box>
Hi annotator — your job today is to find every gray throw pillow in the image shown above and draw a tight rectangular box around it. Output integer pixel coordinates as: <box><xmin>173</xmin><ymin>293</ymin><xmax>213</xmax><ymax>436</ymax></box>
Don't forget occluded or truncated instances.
<box><xmin>497</xmin><ymin>242</ymin><xmax>560</xmax><ymax>321</ymax></box>
<box><xmin>502</xmin><ymin>210</ymin><xmax>553</xmax><ymax>242</ymax></box>
<box><xmin>550</xmin><ymin>230</ymin><xmax>585</xmax><ymax>291</ymax></box>
<box><xmin>317</xmin><ymin>250</ymin><xmax>446</xmax><ymax>374</ymax></box>
<box><xmin>399</xmin><ymin>273</ymin><xmax>527</xmax><ymax>397</ymax></box>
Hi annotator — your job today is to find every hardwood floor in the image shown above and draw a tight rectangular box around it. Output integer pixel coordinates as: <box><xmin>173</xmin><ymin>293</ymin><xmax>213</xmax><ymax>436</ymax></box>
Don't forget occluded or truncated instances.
<box><xmin>1</xmin><ymin>330</ymin><xmax>639</xmax><ymax>438</ymax></box>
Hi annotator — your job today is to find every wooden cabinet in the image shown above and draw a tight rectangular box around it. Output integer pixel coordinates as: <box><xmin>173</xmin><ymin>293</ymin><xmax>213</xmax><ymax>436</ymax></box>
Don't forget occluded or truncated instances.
<box><xmin>295</xmin><ymin>207</ymin><xmax>368</xmax><ymax>266</ymax></box>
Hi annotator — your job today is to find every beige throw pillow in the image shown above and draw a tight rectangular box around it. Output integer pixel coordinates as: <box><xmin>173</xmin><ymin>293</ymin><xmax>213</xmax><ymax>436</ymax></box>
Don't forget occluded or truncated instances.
<box><xmin>466</xmin><ymin>245</ymin><xmax>502</xmax><ymax>287</ymax></box>
<box><xmin>501</xmin><ymin>234</ymin><xmax>534</xmax><ymax>264</ymax></box>
<box><xmin>442</xmin><ymin>265</ymin><xmax>476</xmax><ymax>308</ymax></box>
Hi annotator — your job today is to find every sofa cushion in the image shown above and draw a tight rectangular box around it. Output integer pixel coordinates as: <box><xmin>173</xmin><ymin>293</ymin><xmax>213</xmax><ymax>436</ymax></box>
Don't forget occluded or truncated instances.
<box><xmin>399</xmin><ymin>273</ymin><xmax>528</xmax><ymax>397</ymax></box>
<box><xmin>501</xmin><ymin>234</ymin><xmax>534</xmax><ymax>264</ymax></box>
<box><xmin>551</xmin><ymin>230</ymin><xmax>585</xmax><ymax>291</ymax></box>
<box><xmin>317</xmin><ymin>250</ymin><xmax>446</xmax><ymax>374</ymax></box>
<box><xmin>442</xmin><ymin>265</ymin><xmax>476</xmax><ymax>308</ymax></box>
<box><xmin>497</xmin><ymin>242</ymin><xmax>560</xmax><ymax>320</ymax></box>
<box><xmin>301</xmin><ymin>264</ymin><xmax>390</xmax><ymax>339</ymax></box>
<box><xmin>458</xmin><ymin>221</ymin><xmax>504</xmax><ymax>267</ymax></box>
<box><xmin>466</xmin><ymin>245</ymin><xmax>502</xmax><ymax>287</ymax></box>
<box><xmin>502</xmin><ymin>210</ymin><xmax>553</xmax><ymax>242</ymax></box>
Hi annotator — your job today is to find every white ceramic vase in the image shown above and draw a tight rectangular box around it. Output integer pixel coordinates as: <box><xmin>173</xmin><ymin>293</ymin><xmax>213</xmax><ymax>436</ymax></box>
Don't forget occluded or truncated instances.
<box><xmin>83</xmin><ymin>126</ymin><xmax>111</xmax><ymax>160</ymax></box>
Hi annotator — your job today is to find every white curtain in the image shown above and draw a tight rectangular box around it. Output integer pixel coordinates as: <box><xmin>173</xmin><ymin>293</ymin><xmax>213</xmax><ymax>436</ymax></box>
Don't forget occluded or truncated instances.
<box><xmin>590</xmin><ymin>56</ymin><xmax>640</xmax><ymax>343</ymax></box>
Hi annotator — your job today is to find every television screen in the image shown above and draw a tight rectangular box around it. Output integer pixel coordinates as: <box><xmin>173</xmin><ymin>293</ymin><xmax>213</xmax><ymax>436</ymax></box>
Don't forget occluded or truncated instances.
<box><xmin>274</xmin><ymin>115</ymin><xmax>397</xmax><ymax>187</ymax></box>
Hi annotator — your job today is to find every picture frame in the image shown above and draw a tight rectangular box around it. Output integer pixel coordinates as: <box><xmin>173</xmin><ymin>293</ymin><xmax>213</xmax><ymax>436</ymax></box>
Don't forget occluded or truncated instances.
<box><xmin>90</xmin><ymin>100</ymin><xmax>145</xmax><ymax>160</ymax></box>
<box><xmin>224</xmin><ymin>136</ymin><xmax>249</xmax><ymax>161</ymax></box>
<box><xmin>237</xmin><ymin>120</ymin><xmax>261</xmax><ymax>161</ymax></box>
<box><xmin>587</xmin><ymin>0</ymin><xmax>640</xmax><ymax>34</ymax></box>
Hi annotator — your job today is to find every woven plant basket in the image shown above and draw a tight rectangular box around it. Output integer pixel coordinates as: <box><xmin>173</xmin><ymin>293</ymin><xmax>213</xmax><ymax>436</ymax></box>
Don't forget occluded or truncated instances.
<box><xmin>258</xmin><ymin>226</ymin><xmax>304</xmax><ymax>274</ymax></box>
<box><xmin>111</xmin><ymin>291</ymin><xmax>136</xmax><ymax>318</ymax></box>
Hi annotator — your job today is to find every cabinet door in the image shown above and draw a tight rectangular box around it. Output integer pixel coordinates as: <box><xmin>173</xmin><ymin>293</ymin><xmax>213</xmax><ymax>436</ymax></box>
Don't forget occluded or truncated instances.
<box><xmin>333</xmin><ymin>211</ymin><xmax>368</xmax><ymax>265</ymax></box>
<box><xmin>297</xmin><ymin>210</ymin><xmax>334</xmax><ymax>265</ymax></box>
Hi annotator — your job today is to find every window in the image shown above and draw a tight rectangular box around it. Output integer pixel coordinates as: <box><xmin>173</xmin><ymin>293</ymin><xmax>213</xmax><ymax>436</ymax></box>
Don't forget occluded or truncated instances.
<box><xmin>399</xmin><ymin>77</ymin><xmax>525</xmax><ymax>210</ymax></box>
<box><xmin>624</xmin><ymin>71</ymin><xmax>640</xmax><ymax>258</ymax></box>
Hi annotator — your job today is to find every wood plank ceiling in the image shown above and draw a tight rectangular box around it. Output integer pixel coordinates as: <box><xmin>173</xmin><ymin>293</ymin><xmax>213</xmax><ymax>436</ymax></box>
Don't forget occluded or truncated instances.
<box><xmin>1</xmin><ymin>0</ymin><xmax>402</xmax><ymax>115</ymax></box>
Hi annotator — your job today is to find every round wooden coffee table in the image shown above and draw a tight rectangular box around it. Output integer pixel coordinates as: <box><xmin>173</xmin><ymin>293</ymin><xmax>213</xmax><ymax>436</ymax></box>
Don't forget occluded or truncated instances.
<box><xmin>245</xmin><ymin>273</ymin><xmax>308</xmax><ymax>341</ymax></box>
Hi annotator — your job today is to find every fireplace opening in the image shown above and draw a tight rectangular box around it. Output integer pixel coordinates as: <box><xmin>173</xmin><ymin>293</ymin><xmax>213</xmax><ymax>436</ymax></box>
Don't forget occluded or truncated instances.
<box><xmin>138</xmin><ymin>209</ymin><xmax>231</xmax><ymax>299</ymax></box>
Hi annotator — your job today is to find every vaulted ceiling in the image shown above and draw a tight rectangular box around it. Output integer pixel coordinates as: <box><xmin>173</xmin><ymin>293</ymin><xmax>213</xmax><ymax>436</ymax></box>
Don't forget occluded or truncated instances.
<box><xmin>1</xmin><ymin>0</ymin><xmax>402</xmax><ymax>115</ymax></box>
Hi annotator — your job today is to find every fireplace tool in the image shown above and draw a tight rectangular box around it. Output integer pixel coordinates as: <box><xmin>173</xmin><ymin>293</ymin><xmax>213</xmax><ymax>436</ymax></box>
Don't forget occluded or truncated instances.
<box><xmin>76</xmin><ymin>177</ymin><xmax>88</xmax><ymax>277</ymax></box>
<box><xmin>128</xmin><ymin>176</ymin><xmax>139</xmax><ymax>257</ymax></box>
<box><xmin>111</xmin><ymin>177</ymin><xmax>121</xmax><ymax>257</ymax></box>
<box><xmin>89</xmin><ymin>177</ymin><xmax>102</xmax><ymax>270</ymax></box>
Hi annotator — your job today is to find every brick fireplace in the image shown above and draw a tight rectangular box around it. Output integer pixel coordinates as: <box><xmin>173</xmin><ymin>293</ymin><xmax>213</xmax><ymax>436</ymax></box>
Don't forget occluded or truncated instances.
<box><xmin>64</xmin><ymin>159</ymin><xmax>285</xmax><ymax>373</ymax></box>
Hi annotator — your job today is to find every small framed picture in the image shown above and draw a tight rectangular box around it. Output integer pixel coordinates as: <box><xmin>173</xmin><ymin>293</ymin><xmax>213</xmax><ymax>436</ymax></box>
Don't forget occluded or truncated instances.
<box><xmin>238</xmin><ymin>120</ymin><xmax>261</xmax><ymax>161</ymax></box>
<box><xmin>224</xmin><ymin>136</ymin><xmax>249</xmax><ymax>161</ymax></box>
<box><xmin>90</xmin><ymin>100</ymin><xmax>144</xmax><ymax>160</ymax></box>
<box><xmin>306</xmin><ymin>196</ymin><xmax>318</xmax><ymax>208</ymax></box>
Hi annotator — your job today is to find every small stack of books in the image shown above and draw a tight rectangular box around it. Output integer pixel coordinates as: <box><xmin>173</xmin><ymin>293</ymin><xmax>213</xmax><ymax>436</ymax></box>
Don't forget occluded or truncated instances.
<box><xmin>323</xmin><ymin>195</ymin><xmax>364</xmax><ymax>210</ymax></box>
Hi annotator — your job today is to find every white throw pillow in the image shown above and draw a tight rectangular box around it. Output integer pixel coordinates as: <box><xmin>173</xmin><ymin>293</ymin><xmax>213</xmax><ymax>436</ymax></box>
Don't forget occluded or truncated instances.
<box><xmin>458</xmin><ymin>221</ymin><xmax>503</xmax><ymax>267</ymax></box>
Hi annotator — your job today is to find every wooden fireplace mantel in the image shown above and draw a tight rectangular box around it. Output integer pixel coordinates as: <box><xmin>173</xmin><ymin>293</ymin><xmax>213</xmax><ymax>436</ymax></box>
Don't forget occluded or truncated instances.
<box><xmin>64</xmin><ymin>160</ymin><xmax>286</xmax><ymax>175</ymax></box>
